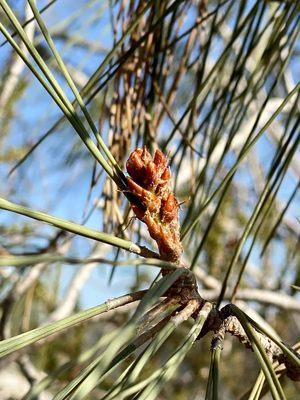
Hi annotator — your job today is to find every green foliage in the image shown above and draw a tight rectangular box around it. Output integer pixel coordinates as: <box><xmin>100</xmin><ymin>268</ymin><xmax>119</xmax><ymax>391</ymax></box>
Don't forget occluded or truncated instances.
<box><xmin>0</xmin><ymin>0</ymin><xmax>299</xmax><ymax>399</ymax></box>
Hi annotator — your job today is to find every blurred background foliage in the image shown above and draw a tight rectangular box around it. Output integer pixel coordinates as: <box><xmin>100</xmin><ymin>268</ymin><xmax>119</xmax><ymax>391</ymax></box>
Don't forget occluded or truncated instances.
<box><xmin>0</xmin><ymin>0</ymin><xmax>299</xmax><ymax>399</ymax></box>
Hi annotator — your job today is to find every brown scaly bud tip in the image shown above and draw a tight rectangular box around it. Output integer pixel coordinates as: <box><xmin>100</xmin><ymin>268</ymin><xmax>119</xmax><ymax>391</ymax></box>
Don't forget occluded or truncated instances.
<box><xmin>126</xmin><ymin>147</ymin><xmax>182</xmax><ymax>263</ymax></box>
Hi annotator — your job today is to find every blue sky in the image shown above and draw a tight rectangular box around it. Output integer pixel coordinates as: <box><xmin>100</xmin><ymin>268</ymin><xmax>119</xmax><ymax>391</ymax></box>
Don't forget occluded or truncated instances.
<box><xmin>0</xmin><ymin>0</ymin><xmax>299</xmax><ymax>310</ymax></box>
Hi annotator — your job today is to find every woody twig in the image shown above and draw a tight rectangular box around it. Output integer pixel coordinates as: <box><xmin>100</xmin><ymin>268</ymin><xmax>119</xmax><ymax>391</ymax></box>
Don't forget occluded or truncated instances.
<box><xmin>125</xmin><ymin>146</ymin><xmax>300</xmax><ymax>382</ymax></box>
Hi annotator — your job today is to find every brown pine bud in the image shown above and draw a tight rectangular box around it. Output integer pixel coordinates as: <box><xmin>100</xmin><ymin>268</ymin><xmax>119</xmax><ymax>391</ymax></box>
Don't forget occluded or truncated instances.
<box><xmin>126</xmin><ymin>147</ymin><xmax>182</xmax><ymax>262</ymax></box>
